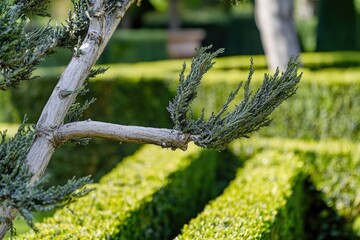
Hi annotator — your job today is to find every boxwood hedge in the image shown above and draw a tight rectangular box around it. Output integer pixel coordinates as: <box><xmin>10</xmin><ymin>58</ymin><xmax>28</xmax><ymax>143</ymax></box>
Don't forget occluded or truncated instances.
<box><xmin>14</xmin><ymin>136</ymin><xmax>359</xmax><ymax>239</ymax></box>
<box><xmin>175</xmin><ymin>150</ymin><xmax>305</xmax><ymax>240</ymax></box>
<box><xmin>230</xmin><ymin>137</ymin><xmax>360</xmax><ymax>228</ymax></box>
<box><xmin>19</xmin><ymin>144</ymin><xmax>229</xmax><ymax>239</ymax></box>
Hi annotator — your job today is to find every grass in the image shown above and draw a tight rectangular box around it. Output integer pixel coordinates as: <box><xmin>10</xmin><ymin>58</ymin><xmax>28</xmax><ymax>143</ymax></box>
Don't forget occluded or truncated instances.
<box><xmin>4</xmin><ymin>211</ymin><xmax>54</xmax><ymax>239</ymax></box>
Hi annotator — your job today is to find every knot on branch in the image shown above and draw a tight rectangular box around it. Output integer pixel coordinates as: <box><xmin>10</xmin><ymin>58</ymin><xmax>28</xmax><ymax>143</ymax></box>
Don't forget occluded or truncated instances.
<box><xmin>87</xmin><ymin>31</ymin><xmax>103</xmax><ymax>45</ymax></box>
<box><xmin>36</xmin><ymin>126</ymin><xmax>58</xmax><ymax>147</ymax></box>
<box><xmin>168</xmin><ymin>46</ymin><xmax>302</xmax><ymax>150</ymax></box>
<box><xmin>161</xmin><ymin>132</ymin><xmax>191</xmax><ymax>151</ymax></box>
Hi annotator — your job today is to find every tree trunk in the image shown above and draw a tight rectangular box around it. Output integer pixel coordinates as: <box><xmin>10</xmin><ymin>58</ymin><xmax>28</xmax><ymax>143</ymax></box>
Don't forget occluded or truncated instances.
<box><xmin>169</xmin><ymin>0</ymin><xmax>181</xmax><ymax>30</ymax></box>
<box><xmin>255</xmin><ymin>0</ymin><xmax>300</xmax><ymax>70</ymax></box>
<box><xmin>295</xmin><ymin>0</ymin><xmax>316</xmax><ymax>19</ymax></box>
<box><xmin>0</xmin><ymin>0</ymin><xmax>134</xmax><ymax>237</ymax></box>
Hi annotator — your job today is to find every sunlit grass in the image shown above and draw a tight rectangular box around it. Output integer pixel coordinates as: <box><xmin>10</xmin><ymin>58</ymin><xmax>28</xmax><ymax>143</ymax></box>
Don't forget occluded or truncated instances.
<box><xmin>4</xmin><ymin>211</ymin><xmax>54</xmax><ymax>239</ymax></box>
<box><xmin>0</xmin><ymin>124</ymin><xmax>19</xmax><ymax>137</ymax></box>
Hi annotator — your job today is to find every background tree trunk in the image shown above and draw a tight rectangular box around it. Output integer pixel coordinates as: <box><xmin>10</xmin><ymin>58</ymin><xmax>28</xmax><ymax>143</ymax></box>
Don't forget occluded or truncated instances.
<box><xmin>255</xmin><ymin>0</ymin><xmax>300</xmax><ymax>70</ymax></box>
<box><xmin>295</xmin><ymin>0</ymin><xmax>317</xmax><ymax>19</ymax></box>
<box><xmin>169</xmin><ymin>0</ymin><xmax>181</xmax><ymax>30</ymax></box>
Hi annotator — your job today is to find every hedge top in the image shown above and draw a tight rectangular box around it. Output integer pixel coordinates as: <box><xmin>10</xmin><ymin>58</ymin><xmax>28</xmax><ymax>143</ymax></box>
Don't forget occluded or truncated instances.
<box><xmin>20</xmin><ymin>144</ymin><xmax>200</xmax><ymax>239</ymax></box>
<box><xmin>176</xmin><ymin>150</ymin><xmax>303</xmax><ymax>240</ymax></box>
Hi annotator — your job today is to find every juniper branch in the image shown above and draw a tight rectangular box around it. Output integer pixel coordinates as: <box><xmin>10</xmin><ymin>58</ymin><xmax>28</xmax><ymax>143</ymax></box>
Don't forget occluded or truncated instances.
<box><xmin>13</xmin><ymin>0</ymin><xmax>52</xmax><ymax>17</ymax></box>
<box><xmin>168</xmin><ymin>47</ymin><xmax>302</xmax><ymax>150</ymax></box>
<box><xmin>167</xmin><ymin>46</ymin><xmax>224</xmax><ymax>132</ymax></box>
<box><xmin>0</xmin><ymin>120</ymin><xmax>92</xmax><ymax>233</ymax></box>
<box><xmin>0</xmin><ymin>0</ymin><xmax>90</xmax><ymax>90</ymax></box>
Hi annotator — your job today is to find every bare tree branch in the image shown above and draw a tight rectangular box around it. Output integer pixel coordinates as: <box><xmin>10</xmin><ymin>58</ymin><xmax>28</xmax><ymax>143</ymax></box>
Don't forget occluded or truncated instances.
<box><xmin>54</xmin><ymin>120</ymin><xmax>191</xmax><ymax>151</ymax></box>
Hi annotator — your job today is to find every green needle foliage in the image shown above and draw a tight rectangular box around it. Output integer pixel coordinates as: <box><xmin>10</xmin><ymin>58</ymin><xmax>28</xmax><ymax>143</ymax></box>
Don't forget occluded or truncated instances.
<box><xmin>167</xmin><ymin>46</ymin><xmax>225</xmax><ymax>133</ymax></box>
<box><xmin>0</xmin><ymin>120</ymin><xmax>92</xmax><ymax>233</ymax></box>
<box><xmin>168</xmin><ymin>46</ymin><xmax>302</xmax><ymax>150</ymax></box>
<box><xmin>0</xmin><ymin>0</ymin><xmax>90</xmax><ymax>90</ymax></box>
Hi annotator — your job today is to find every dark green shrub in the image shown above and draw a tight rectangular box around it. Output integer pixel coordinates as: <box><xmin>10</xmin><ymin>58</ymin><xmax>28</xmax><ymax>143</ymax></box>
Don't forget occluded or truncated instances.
<box><xmin>0</xmin><ymin>92</ymin><xmax>20</xmax><ymax>122</ymax></box>
<box><xmin>99</xmin><ymin>29</ymin><xmax>167</xmax><ymax>63</ymax></box>
<box><xmin>296</xmin><ymin>17</ymin><xmax>317</xmax><ymax>52</ymax></box>
<box><xmin>316</xmin><ymin>0</ymin><xmax>358</xmax><ymax>51</ymax></box>
<box><xmin>143</xmin><ymin>6</ymin><xmax>264</xmax><ymax>56</ymax></box>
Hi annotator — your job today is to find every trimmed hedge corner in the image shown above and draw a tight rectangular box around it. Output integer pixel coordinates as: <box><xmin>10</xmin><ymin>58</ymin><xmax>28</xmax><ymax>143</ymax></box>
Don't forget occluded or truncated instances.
<box><xmin>19</xmin><ymin>144</ymin><xmax>230</xmax><ymax>239</ymax></box>
<box><xmin>175</xmin><ymin>150</ymin><xmax>305</xmax><ymax>240</ymax></box>
<box><xmin>230</xmin><ymin>137</ymin><xmax>360</xmax><ymax>224</ymax></box>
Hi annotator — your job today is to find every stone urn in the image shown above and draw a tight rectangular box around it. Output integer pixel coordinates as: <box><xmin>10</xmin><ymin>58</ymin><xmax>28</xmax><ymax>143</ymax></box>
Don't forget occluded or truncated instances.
<box><xmin>167</xmin><ymin>29</ymin><xmax>206</xmax><ymax>59</ymax></box>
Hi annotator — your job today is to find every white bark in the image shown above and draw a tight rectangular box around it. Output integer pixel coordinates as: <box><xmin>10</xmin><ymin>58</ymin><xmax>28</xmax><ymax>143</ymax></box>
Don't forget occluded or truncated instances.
<box><xmin>255</xmin><ymin>0</ymin><xmax>300</xmax><ymax>70</ymax></box>
<box><xmin>55</xmin><ymin>121</ymin><xmax>191</xmax><ymax>151</ymax></box>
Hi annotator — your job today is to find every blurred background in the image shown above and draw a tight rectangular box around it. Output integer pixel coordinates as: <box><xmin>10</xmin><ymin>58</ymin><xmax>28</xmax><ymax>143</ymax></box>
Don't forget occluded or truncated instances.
<box><xmin>36</xmin><ymin>0</ymin><xmax>360</xmax><ymax>65</ymax></box>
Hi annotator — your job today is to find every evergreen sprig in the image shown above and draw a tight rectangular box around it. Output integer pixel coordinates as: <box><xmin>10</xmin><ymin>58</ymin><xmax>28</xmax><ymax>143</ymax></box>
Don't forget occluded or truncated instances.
<box><xmin>0</xmin><ymin>120</ymin><xmax>92</xmax><ymax>233</ymax></box>
<box><xmin>167</xmin><ymin>46</ymin><xmax>224</xmax><ymax>133</ymax></box>
<box><xmin>168</xmin><ymin>47</ymin><xmax>302</xmax><ymax>150</ymax></box>
<box><xmin>0</xmin><ymin>0</ymin><xmax>91</xmax><ymax>90</ymax></box>
<box><xmin>64</xmin><ymin>0</ymin><xmax>90</xmax><ymax>47</ymax></box>
<box><xmin>65</xmin><ymin>98</ymin><xmax>96</xmax><ymax>124</ymax></box>
<box><xmin>14</xmin><ymin>0</ymin><xmax>52</xmax><ymax>17</ymax></box>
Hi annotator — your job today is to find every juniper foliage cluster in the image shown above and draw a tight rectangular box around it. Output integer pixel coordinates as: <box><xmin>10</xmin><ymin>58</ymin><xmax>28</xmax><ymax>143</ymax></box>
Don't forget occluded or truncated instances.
<box><xmin>0</xmin><ymin>121</ymin><xmax>92</xmax><ymax>232</ymax></box>
<box><xmin>168</xmin><ymin>47</ymin><xmax>302</xmax><ymax>150</ymax></box>
<box><xmin>167</xmin><ymin>46</ymin><xmax>224</xmax><ymax>133</ymax></box>
<box><xmin>0</xmin><ymin>0</ymin><xmax>90</xmax><ymax>90</ymax></box>
<box><xmin>0</xmin><ymin>0</ymin><xmax>102</xmax><ymax>234</ymax></box>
